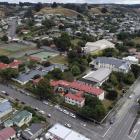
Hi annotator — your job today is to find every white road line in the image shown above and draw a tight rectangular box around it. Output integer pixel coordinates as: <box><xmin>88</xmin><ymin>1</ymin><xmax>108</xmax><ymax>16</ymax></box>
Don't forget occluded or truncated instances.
<box><xmin>102</xmin><ymin>126</ymin><xmax>111</xmax><ymax>137</ymax></box>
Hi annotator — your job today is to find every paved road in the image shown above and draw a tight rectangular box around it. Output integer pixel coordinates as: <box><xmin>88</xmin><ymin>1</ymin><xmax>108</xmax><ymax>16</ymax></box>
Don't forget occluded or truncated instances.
<box><xmin>7</xmin><ymin>18</ymin><xmax>17</xmax><ymax>39</ymax></box>
<box><xmin>104</xmin><ymin>79</ymin><xmax>140</xmax><ymax>140</ymax></box>
<box><xmin>1</xmin><ymin>78</ymin><xmax>140</xmax><ymax>140</ymax></box>
<box><xmin>0</xmin><ymin>84</ymin><xmax>104</xmax><ymax>140</ymax></box>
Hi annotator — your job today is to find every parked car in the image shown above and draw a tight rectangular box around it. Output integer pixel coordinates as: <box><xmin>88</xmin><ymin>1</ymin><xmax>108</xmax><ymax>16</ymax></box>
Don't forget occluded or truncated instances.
<box><xmin>65</xmin><ymin>123</ymin><xmax>71</xmax><ymax>128</ymax></box>
<box><xmin>69</xmin><ymin>113</ymin><xmax>76</xmax><ymax>118</ymax></box>
<box><xmin>63</xmin><ymin>110</ymin><xmax>69</xmax><ymax>115</ymax></box>
<box><xmin>47</xmin><ymin>113</ymin><xmax>51</xmax><ymax>118</ymax></box>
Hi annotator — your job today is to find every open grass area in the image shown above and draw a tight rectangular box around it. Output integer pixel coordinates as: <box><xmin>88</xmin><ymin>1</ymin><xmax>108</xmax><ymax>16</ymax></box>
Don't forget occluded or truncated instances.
<box><xmin>30</xmin><ymin>51</ymin><xmax>58</xmax><ymax>62</ymax></box>
<box><xmin>90</xmin><ymin>50</ymin><xmax>103</xmax><ymax>56</ymax></box>
<box><xmin>0</xmin><ymin>48</ymin><xmax>11</xmax><ymax>56</ymax></box>
<box><xmin>49</xmin><ymin>55</ymin><xmax>68</xmax><ymax>64</ymax></box>
<box><xmin>102</xmin><ymin>99</ymin><xmax>113</xmax><ymax>111</ymax></box>
<box><xmin>133</xmin><ymin>37</ymin><xmax>140</xmax><ymax>44</ymax></box>
<box><xmin>0</xmin><ymin>43</ymin><xmax>35</xmax><ymax>52</ymax></box>
<box><xmin>38</xmin><ymin>7</ymin><xmax>82</xmax><ymax>17</ymax></box>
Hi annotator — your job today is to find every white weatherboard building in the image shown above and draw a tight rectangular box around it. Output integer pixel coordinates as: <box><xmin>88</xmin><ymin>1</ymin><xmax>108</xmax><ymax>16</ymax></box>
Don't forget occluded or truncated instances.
<box><xmin>123</xmin><ymin>56</ymin><xmax>139</xmax><ymax>64</ymax></box>
<box><xmin>46</xmin><ymin>123</ymin><xmax>90</xmax><ymax>140</ymax></box>
<box><xmin>90</xmin><ymin>57</ymin><xmax>131</xmax><ymax>73</ymax></box>
<box><xmin>83</xmin><ymin>39</ymin><xmax>115</xmax><ymax>53</ymax></box>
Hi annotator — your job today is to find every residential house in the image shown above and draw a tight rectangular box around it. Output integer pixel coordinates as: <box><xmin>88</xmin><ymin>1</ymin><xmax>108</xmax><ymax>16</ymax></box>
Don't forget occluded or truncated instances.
<box><xmin>22</xmin><ymin>123</ymin><xmax>45</xmax><ymax>140</ymax></box>
<box><xmin>0</xmin><ymin>99</ymin><xmax>12</xmax><ymax>119</ymax></box>
<box><xmin>90</xmin><ymin>57</ymin><xmax>131</xmax><ymax>73</ymax></box>
<box><xmin>0</xmin><ymin>127</ymin><xmax>16</xmax><ymax>140</ymax></box>
<box><xmin>123</xmin><ymin>56</ymin><xmax>139</xmax><ymax>64</ymax></box>
<box><xmin>4</xmin><ymin>110</ymin><xmax>32</xmax><ymax>127</ymax></box>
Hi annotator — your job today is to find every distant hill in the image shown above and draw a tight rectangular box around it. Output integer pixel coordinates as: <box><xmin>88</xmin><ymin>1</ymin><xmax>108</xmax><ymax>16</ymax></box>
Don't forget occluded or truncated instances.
<box><xmin>37</xmin><ymin>7</ymin><xmax>82</xmax><ymax>17</ymax></box>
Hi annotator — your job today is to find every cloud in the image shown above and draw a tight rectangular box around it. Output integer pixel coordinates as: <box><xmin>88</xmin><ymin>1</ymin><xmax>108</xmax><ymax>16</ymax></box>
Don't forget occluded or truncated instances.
<box><xmin>0</xmin><ymin>0</ymin><xmax>140</xmax><ymax>4</ymax></box>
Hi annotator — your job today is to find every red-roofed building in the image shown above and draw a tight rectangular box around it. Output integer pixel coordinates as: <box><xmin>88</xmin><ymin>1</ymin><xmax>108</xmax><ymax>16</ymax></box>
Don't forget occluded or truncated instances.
<box><xmin>0</xmin><ymin>60</ymin><xmax>22</xmax><ymax>70</ymax></box>
<box><xmin>65</xmin><ymin>92</ymin><xmax>85</xmax><ymax>107</ymax></box>
<box><xmin>0</xmin><ymin>63</ymin><xmax>8</xmax><ymax>70</ymax></box>
<box><xmin>0</xmin><ymin>127</ymin><xmax>16</xmax><ymax>140</ymax></box>
<box><xmin>50</xmin><ymin>80</ymin><xmax>104</xmax><ymax>101</ymax></box>
<box><xmin>8</xmin><ymin>60</ymin><xmax>22</xmax><ymax>69</ymax></box>
<box><xmin>32</xmin><ymin>77</ymin><xmax>43</xmax><ymax>86</ymax></box>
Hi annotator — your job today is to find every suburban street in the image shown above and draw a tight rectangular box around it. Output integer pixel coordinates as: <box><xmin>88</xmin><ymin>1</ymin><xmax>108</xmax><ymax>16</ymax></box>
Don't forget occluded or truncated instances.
<box><xmin>0</xmin><ymin>78</ymin><xmax>140</xmax><ymax>140</ymax></box>
<box><xmin>7</xmin><ymin>17</ymin><xmax>17</xmax><ymax>39</ymax></box>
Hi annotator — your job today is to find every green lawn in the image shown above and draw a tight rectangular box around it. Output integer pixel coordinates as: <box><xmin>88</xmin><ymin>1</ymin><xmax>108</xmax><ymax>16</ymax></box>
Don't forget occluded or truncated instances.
<box><xmin>49</xmin><ymin>55</ymin><xmax>68</xmax><ymax>64</ymax></box>
<box><xmin>133</xmin><ymin>37</ymin><xmax>140</xmax><ymax>44</ymax></box>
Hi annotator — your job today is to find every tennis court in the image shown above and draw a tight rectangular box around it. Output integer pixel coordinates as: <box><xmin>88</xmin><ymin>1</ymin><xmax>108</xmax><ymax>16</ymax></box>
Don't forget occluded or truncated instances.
<box><xmin>30</xmin><ymin>51</ymin><xmax>58</xmax><ymax>61</ymax></box>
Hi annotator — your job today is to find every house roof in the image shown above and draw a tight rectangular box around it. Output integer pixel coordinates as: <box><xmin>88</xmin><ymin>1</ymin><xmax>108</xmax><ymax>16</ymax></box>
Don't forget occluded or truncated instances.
<box><xmin>83</xmin><ymin>68</ymin><xmax>112</xmax><ymax>83</ymax></box>
<box><xmin>5</xmin><ymin>110</ymin><xmax>32</xmax><ymax>126</ymax></box>
<box><xmin>22</xmin><ymin>123</ymin><xmax>45</xmax><ymax>139</ymax></box>
<box><xmin>0</xmin><ymin>99</ymin><xmax>12</xmax><ymax>114</ymax></box>
<box><xmin>65</xmin><ymin>93</ymin><xmax>85</xmax><ymax>102</ymax></box>
<box><xmin>9</xmin><ymin>60</ymin><xmax>22</xmax><ymax>68</ymax></box>
<box><xmin>93</xmin><ymin>57</ymin><xmax>131</xmax><ymax>70</ymax></box>
<box><xmin>0</xmin><ymin>63</ymin><xmax>8</xmax><ymax>69</ymax></box>
<box><xmin>0</xmin><ymin>127</ymin><xmax>16</xmax><ymax>140</ymax></box>
<box><xmin>50</xmin><ymin>80</ymin><xmax>104</xmax><ymax>96</ymax></box>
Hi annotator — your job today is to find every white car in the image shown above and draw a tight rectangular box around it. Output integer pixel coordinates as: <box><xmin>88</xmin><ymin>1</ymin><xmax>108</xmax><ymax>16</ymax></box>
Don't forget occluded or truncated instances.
<box><xmin>39</xmin><ymin>110</ymin><xmax>45</xmax><ymax>115</ymax></box>
<box><xmin>129</xmin><ymin>95</ymin><xmax>133</xmax><ymax>99</ymax></box>
<box><xmin>70</xmin><ymin>113</ymin><xmax>76</xmax><ymax>118</ymax></box>
<box><xmin>65</xmin><ymin>123</ymin><xmax>71</xmax><ymax>128</ymax></box>
<box><xmin>58</xmin><ymin>107</ymin><xmax>63</xmax><ymax>112</ymax></box>
<box><xmin>43</xmin><ymin>101</ymin><xmax>48</xmax><ymax>105</ymax></box>
<box><xmin>63</xmin><ymin>110</ymin><xmax>69</xmax><ymax>115</ymax></box>
<box><xmin>1</xmin><ymin>91</ymin><xmax>6</xmax><ymax>94</ymax></box>
<box><xmin>47</xmin><ymin>114</ymin><xmax>51</xmax><ymax>118</ymax></box>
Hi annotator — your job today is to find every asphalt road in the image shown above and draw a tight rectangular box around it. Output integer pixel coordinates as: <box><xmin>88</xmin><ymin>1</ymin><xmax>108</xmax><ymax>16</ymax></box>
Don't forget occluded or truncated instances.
<box><xmin>1</xmin><ymin>78</ymin><xmax>140</xmax><ymax>140</ymax></box>
<box><xmin>0</xmin><ymin>84</ymin><xmax>104</xmax><ymax>140</ymax></box>
<box><xmin>104</xmin><ymin>78</ymin><xmax>140</xmax><ymax>140</ymax></box>
<box><xmin>7</xmin><ymin>18</ymin><xmax>17</xmax><ymax>39</ymax></box>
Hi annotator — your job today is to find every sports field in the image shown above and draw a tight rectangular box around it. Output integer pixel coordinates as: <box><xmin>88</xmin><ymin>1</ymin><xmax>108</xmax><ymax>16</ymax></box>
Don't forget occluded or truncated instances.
<box><xmin>30</xmin><ymin>51</ymin><xmax>58</xmax><ymax>61</ymax></box>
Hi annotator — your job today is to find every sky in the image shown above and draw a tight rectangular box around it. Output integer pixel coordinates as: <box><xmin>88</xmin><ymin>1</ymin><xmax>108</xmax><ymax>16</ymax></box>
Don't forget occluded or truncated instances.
<box><xmin>0</xmin><ymin>0</ymin><xmax>140</xmax><ymax>4</ymax></box>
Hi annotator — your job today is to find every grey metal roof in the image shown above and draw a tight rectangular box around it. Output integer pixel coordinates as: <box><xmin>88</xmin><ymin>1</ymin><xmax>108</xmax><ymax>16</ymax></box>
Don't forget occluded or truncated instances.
<box><xmin>83</xmin><ymin>68</ymin><xmax>112</xmax><ymax>83</ymax></box>
<box><xmin>94</xmin><ymin>57</ymin><xmax>130</xmax><ymax>70</ymax></box>
<box><xmin>14</xmin><ymin>64</ymin><xmax>67</xmax><ymax>84</ymax></box>
<box><xmin>0</xmin><ymin>100</ymin><xmax>12</xmax><ymax>114</ymax></box>
<box><xmin>22</xmin><ymin>123</ymin><xmax>44</xmax><ymax>138</ymax></box>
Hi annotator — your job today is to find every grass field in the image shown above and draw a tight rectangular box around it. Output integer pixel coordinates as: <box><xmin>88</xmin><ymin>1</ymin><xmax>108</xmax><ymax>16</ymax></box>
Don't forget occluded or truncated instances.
<box><xmin>71</xmin><ymin>38</ymin><xmax>82</xmax><ymax>46</ymax></box>
<box><xmin>38</xmin><ymin>7</ymin><xmax>82</xmax><ymax>17</ymax></box>
<box><xmin>102</xmin><ymin>99</ymin><xmax>113</xmax><ymax>111</ymax></box>
<box><xmin>30</xmin><ymin>51</ymin><xmax>58</xmax><ymax>62</ymax></box>
<box><xmin>49</xmin><ymin>55</ymin><xmax>68</xmax><ymax>64</ymax></box>
<box><xmin>0</xmin><ymin>43</ymin><xmax>35</xmax><ymax>52</ymax></box>
<box><xmin>133</xmin><ymin>37</ymin><xmax>140</xmax><ymax>44</ymax></box>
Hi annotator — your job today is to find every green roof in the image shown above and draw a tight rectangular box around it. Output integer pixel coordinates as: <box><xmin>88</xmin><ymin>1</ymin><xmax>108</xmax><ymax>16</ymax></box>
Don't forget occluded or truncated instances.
<box><xmin>4</xmin><ymin>110</ymin><xmax>32</xmax><ymax>126</ymax></box>
<box><xmin>12</xmin><ymin>110</ymin><xmax>32</xmax><ymax>123</ymax></box>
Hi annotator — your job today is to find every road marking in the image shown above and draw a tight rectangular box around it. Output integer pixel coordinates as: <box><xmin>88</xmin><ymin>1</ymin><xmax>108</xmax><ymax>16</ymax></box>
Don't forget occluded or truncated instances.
<box><xmin>102</xmin><ymin>126</ymin><xmax>111</xmax><ymax>137</ymax></box>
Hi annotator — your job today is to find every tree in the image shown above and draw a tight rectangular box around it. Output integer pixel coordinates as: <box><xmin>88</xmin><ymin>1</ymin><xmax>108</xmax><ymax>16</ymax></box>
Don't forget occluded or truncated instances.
<box><xmin>102</xmin><ymin>48</ymin><xmax>119</xmax><ymax>57</ymax></box>
<box><xmin>71</xmin><ymin>65</ymin><xmax>81</xmax><ymax>76</ymax></box>
<box><xmin>0</xmin><ymin>55</ymin><xmax>10</xmax><ymax>64</ymax></box>
<box><xmin>0</xmin><ymin>68</ymin><xmax>18</xmax><ymax>81</ymax></box>
<box><xmin>35</xmin><ymin>79</ymin><xmax>53</xmax><ymax>100</ymax></box>
<box><xmin>49</xmin><ymin>68</ymin><xmax>63</xmax><ymax>80</ymax></box>
<box><xmin>110</xmin><ymin>73</ymin><xmax>118</xmax><ymax>86</ymax></box>
<box><xmin>34</xmin><ymin>3</ymin><xmax>43</xmax><ymax>12</ymax></box>
<box><xmin>78</xmin><ymin>96</ymin><xmax>106</xmax><ymax>121</ymax></box>
<box><xmin>42</xmin><ymin>18</ymin><xmax>55</xmax><ymax>29</ymax></box>
<box><xmin>54</xmin><ymin>33</ymin><xmax>71</xmax><ymax>51</ymax></box>
<box><xmin>124</xmin><ymin>72</ymin><xmax>135</xmax><ymax>85</ymax></box>
<box><xmin>101</xmin><ymin>7</ymin><xmax>108</xmax><ymax>13</ymax></box>
<box><xmin>106</xmin><ymin>89</ymin><xmax>118</xmax><ymax>100</ymax></box>
<box><xmin>51</xmin><ymin>2</ymin><xmax>58</xmax><ymax>8</ymax></box>
<box><xmin>131</xmin><ymin>64</ymin><xmax>140</xmax><ymax>78</ymax></box>
<box><xmin>1</xmin><ymin>35</ymin><xmax>8</xmax><ymax>42</ymax></box>
<box><xmin>24</xmin><ymin>8</ymin><xmax>33</xmax><ymax>18</ymax></box>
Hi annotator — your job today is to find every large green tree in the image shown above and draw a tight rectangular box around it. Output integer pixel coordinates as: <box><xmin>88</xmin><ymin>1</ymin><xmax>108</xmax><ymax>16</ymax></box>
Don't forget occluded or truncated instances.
<box><xmin>35</xmin><ymin>79</ymin><xmax>53</xmax><ymax>100</ymax></box>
